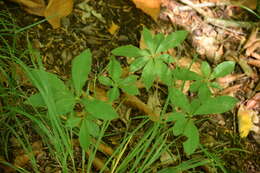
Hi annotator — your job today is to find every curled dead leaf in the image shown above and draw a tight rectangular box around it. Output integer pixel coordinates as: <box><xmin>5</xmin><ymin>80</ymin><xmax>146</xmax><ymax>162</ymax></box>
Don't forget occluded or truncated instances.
<box><xmin>44</xmin><ymin>0</ymin><xmax>73</xmax><ymax>29</ymax></box>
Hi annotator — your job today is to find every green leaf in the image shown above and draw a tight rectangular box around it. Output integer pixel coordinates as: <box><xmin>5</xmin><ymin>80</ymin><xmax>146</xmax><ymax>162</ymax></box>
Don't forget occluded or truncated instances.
<box><xmin>210</xmin><ymin>61</ymin><xmax>235</xmax><ymax>79</ymax></box>
<box><xmin>158</xmin><ymin>54</ymin><xmax>175</xmax><ymax>64</ymax></box>
<box><xmin>155</xmin><ymin>60</ymin><xmax>172</xmax><ymax>86</ymax></box>
<box><xmin>83</xmin><ymin>99</ymin><xmax>119</xmax><ymax>120</ymax></box>
<box><xmin>155</xmin><ymin>59</ymin><xmax>166</xmax><ymax>76</ymax></box>
<box><xmin>169</xmin><ymin>88</ymin><xmax>191</xmax><ymax>113</ymax></box>
<box><xmin>99</xmin><ymin>76</ymin><xmax>113</xmax><ymax>86</ymax></box>
<box><xmin>210</xmin><ymin>82</ymin><xmax>222</xmax><ymax>89</ymax></box>
<box><xmin>190</xmin><ymin>99</ymin><xmax>201</xmax><ymax>114</ymax></box>
<box><xmin>160</xmin><ymin>66</ymin><xmax>173</xmax><ymax>86</ymax></box>
<box><xmin>26</xmin><ymin>93</ymin><xmax>45</xmax><ymax>107</ymax></box>
<box><xmin>79</xmin><ymin>119</ymin><xmax>91</xmax><ymax>150</ymax></box>
<box><xmin>142</xmin><ymin>27</ymin><xmax>155</xmax><ymax>53</ymax></box>
<box><xmin>120</xmin><ymin>85</ymin><xmax>139</xmax><ymax>95</ymax></box>
<box><xmin>194</xmin><ymin>96</ymin><xmax>238</xmax><ymax>115</ymax></box>
<box><xmin>30</xmin><ymin>69</ymin><xmax>66</xmax><ymax>92</ymax></box>
<box><xmin>189</xmin><ymin>80</ymin><xmax>203</xmax><ymax>92</ymax></box>
<box><xmin>157</xmin><ymin>30</ymin><xmax>188</xmax><ymax>52</ymax></box>
<box><xmin>153</xmin><ymin>33</ymin><xmax>165</xmax><ymax>53</ymax></box>
<box><xmin>85</xmin><ymin>119</ymin><xmax>100</xmax><ymax>137</ymax></box>
<box><xmin>119</xmin><ymin>75</ymin><xmax>138</xmax><ymax>86</ymax></box>
<box><xmin>65</xmin><ymin>116</ymin><xmax>82</xmax><ymax>128</ymax></box>
<box><xmin>29</xmin><ymin>69</ymin><xmax>75</xmax><ymax>114</ymax></box>
<box><xmin>109</xmin><ymin>57</ymin><xmax>122</xmax><ymax>81</ymax></box>
<box><xmin>108</xmin><ymin>87</ymin><xmax>120</xmax><ymax>102</ymax></box>
<box><xmin>72</xmin><ymin>49</ymin><xmax>92</xmax><ymax>97</ymax></box>
<box><xmin>112</xmin><ymin>45</ymin><xmax>144</xmax><ymax>58</ymax></box>
<box><xmin>183</xmin><ymin>120</ymin><xmax>199</xmax><ymax>155</ymax></box>
<box><xmin>141</xmin><ymin>60</ymin><xmax>156</xmax><ymax>90</ymax></box>
<box><xmin>198</xmin><ymin>83</ymin><xmax>211</xmax><ymax>102</ymax></box>
<box><xmin>54</xmin><ymin>90</ymin><xmax>76</xmax><ymax>115</ymax></box>
<box><xmin>173</xmin><ymin>68</ymin><xmax>202</xmax><ymax>81</ymax></box>
<box><xmin>201</xmin><ymin>61</ymin><xmax>211</xmax><ymax>77</ymax></box>
<box><xmin>129</xmin><ymin>56</ymin><xmax>149</xmax><ymax>72</ymax></box>
<box><xmin>168</xmin><ymin>112</ymin><xmax>188</xmax><ymax>136</ymax></box>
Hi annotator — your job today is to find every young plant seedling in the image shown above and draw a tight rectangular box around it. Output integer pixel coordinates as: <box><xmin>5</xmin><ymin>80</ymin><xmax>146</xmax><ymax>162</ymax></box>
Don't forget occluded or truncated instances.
<box><xmin>166</xmin><ymin>60</ymin><xmax>238</xmax><ymax>155</ymax></box>
<box><xmin>112</xmin><ymin>27</ymin><xmax>188</xmax><ymax>89</ymax></box>
<box><xmin>25</xmin><ymin>49</ymin><xmax>119</xmax><ymax>151</ymax></box>
<box><xmin>98</xmin><ymin>57</ymin><xmax>139</xmax><ymax>102</ymax></box>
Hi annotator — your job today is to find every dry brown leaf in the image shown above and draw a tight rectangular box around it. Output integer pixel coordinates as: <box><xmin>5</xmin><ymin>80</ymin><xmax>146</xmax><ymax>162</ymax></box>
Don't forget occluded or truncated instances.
<box><xmin>9</xmin><ymin>0</ymin><xmax>46</xmax><ymax>16</ymax></box>
<box><xmin>44</xmin><ymin>0</ymin><xmax>73</xmax><ymax>29</ymax></box>
<box><xmin>131</xmin><ymin>0</ymin><xmax>161</xmax><ymax>21</ymax></box>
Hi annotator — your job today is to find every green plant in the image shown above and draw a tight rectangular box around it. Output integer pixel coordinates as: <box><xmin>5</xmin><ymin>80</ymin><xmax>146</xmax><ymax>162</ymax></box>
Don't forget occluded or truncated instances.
<box><xmin>112</xmin><ymin>27</ymin><xmax>188</xmax><ymax>89</ymax></box>
<box><xmin>12</xmin><ymin>27</ymin><xmax>238</xmax><ymax>172</ymax></box>
<box><xmin>110</xmin><ymin>27</ymin><xmax>238</xmax><ymax>156</ymax></box>
<box><xmin>98</xmin><ymin>56</ymin><xmax>139</xmax><ymax>102</ymax></box>
<box><xmin>162</xmin><ymin>61</ymin><xmax>237</xmax><ymax>155</ymax></box>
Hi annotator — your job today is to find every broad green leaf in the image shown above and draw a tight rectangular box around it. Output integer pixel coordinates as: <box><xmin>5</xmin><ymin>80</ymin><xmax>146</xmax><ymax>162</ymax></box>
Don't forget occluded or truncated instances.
<box><xmin>108</xmin><ymin>87</ymin><xmax>120</xmax><ymax>102</ymax></box>
<box><xmin>130</xmin><ymin>56</ymin><xmax>149</xmax><ymax>72</ymax></box>
<box><xmin>112</xmin><ymin>45</ymin><xmax>144</xmax><ymax>58</ymax></box>
<box><xmin>141</xmin><ymin>60</ymin><xmax>156</xmax><ymax>90</ymax></box>
<box><xmin>85</xmin><ymin>119</ymin><xmax>100</xmax><ymax>137</ymax></box>
<box><xmin>210</xmin><ymin>61</ymin><xmax>235</xmax><ymax>79</ymax></box>
<box><xmin>167</xmin><ymin>112</ymin><xmax>188</xmax><ymax>136</ymax></box>
<box><xmin>198</xmin><ymin>83</ymin><xmax>211</xmax><ymax>102</ymax></box>
<box><xmin>29</xmin><ymin>69</ymin><xmax>75</xmax><ymax>114</ymax></box>
<box><xmin>72</xmin><ymin>49</ymin><xmax>92</xmax><ymax>97</ymax></box>
<box><xmin>99</xmin><ymin>76</ymin><xmax>113</xmax><ymax>86</ymax></box>
<box><xmin>155</xmin><ymin>60</ymin><xmax>172</xmax><ymax>86</ymax></box>
<box><xmin>120</xmin><ymin>85</ymin><xmax>139</xmax><ymax>95</ymax></box>
<box><xmin>109</xmin><ymin>57</ymin><xmax>122</xmax><ymax>81</ymax></box>
<box><xmin>79</xmin><ymin>119</ymin><xmax>91</xmax><ymax>150</ymax></box>
<box><xmin>173</xmin><ymin>118</ymin><xmax>187</xmax><ymax>136</ymax></box>
<box><xmin>183</xmin><ymin>120</ymin><xmax>199</xmax><ymax>155</ymax></box>
<box><xmin>160</xmin><ymin>66</ymin><xmax>173</xmax><ymax>86</ymax></box>
<box><xmin>190</xmin><ymin>99</ymin><xmax>201</xmax><ymax>114</ymax></box>
<box><xmin>119</xmin><ymin>75</ymin><xmax>138</xmax><ymax>86</ymax></box>
<box><xmin>153</xmin><ymin>33</ymin><xmax>165</xmax><ymax>53</ymax></box>
<box><xmin>201</xmin><ymin>61</ymin><xmax>211</xmax><ymax>77</ymax></box>
<box><xmin>173</xmin><ymin>68</ymin><xmax>202</xmax><ymax>81</ymax></box>
<box><xmin>155</xmin><ymin>59</ymin><xmax>166</xmax><ymax>77</ymax></box>
<box><xmin>26</xmin><ymin>93</ymin><xmax>45</xmax><ymax>107</ymax></box>
<box><xmin>158</xmin><ymin>54</ymin><xmax>175</xmax><ymax>64</ymax></box>
<box><xmin>142</xmin><ymin>27</ymin><xmax>155</xmax><ymax>53</ymax></box>
<box><xmin>83</xmin><ymin>98</ymin><xmax>119</xmax><ymax>120</ymax></box>
<box><xmin>210</xmin><ymin>82</ymin><xmax>222</xmax><ymax>89</ymax></box>
<box><xmin>194</xmin><ymin>96</ymin><xmax>238</xmax><ymax>115</ymax></box>
<box><xmin>54</xmin><ymin>90</ymin><xmax>76</xmax><ymax>115</ymax></box>
<box><xmin>189</xmin><ymin>80</ymin><xmax>203</xmax><ymax>92</ymax></box>
<box><xmin>169</xmin><ymin>88</ymin><xmax>191</xmax><ymax>113</ymax></box>
<box><xmin>157</xmin><ymin>30</ymin><xmax>188</xmax><ymax>52</ymax></box>
<box><xmin>30</xmin><ymin>69</ymin><xmax>66</xmax><ymax>92</ymax></box>
<box><xmin>65</xmin><ymin>116</ymin><xmax>82</xmax><ymax>128</ymax></box>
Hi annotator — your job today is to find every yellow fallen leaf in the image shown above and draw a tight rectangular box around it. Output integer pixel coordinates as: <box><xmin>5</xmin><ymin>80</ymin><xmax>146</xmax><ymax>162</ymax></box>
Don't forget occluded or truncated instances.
<box><xmin>237</xmin><ymin>104</ymin><xmax>256</xmax><ymax>138</ymax></box>
<box><xmin>44</xmin><ymin>0</ymin><xmax>73</xmax><ymax>29</ymax></box>
<box><xmin>131</xmin><ymin>0</ymin><xmax>161</xmax><ymax>21</ymax></box>
<box><xmin>108</xmin><ymin>22</ymin><xmax>119</xmax><ymax>35</ymax></box>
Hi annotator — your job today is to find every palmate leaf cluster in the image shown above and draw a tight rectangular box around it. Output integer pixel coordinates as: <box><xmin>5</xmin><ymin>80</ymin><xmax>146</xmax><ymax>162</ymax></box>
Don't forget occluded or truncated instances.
<box><xmin>24</xmin><ymin>27</ymin><xmax>238</xmax><ymax>157</ymax></box>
